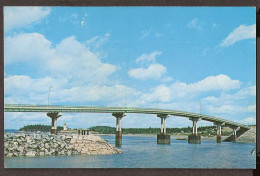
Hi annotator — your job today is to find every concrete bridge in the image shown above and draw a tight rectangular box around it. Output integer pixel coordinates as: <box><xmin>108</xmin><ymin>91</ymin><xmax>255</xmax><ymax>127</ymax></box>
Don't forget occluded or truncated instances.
<box><xmin>4</xmin><ymin>104</ymin><xmax>250</xmax><ymax>146</ymax></box>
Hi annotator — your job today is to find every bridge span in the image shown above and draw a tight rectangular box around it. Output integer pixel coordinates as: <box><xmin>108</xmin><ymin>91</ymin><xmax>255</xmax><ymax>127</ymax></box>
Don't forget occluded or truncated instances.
<box><xmin>4</xmin><ymin>104</ymin><xmax>250</xmax><ymax>145</ymax></box>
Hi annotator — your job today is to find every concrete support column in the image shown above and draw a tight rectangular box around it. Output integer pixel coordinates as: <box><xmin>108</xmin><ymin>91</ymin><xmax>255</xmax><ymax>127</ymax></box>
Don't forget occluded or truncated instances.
<box><xmin>214</xmin><ymin>122</ymin><xmax>224</xmax><ymax>143</ymax></box>
<box><xmin>159</xmin><ymin>115</ymin><xmax>168</xmax><ymax>134</ymax></box>
<box><xmin>188</xmin><ymin>117</ymin><xmax>201</xmax><ymax>144</ymax></box>
<box><xmin>112</xmin><ymin>112</ymin><xmax>125</xmax><ymax>147</ymax></box>
<box><xmin>232</xmin><ymin>127</ymin><xmax>238</xmax><ymax>142</ymax></box>
<box><xmin>47</xmin><ymin>112</ymin><xmax>62</xmax><ymax>135</ymax></box>
<box><xmin>157</xmin><ymin>114</ymin><xmax>170</xmax><ymax>144</ymax></box>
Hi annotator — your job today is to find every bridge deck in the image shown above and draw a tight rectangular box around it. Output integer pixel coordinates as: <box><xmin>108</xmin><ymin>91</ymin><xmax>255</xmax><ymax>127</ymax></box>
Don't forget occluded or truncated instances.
<box><xmin>4</xmin><ymin>104</ymin><xmax>250</xmax><ymax>130</ymax></box>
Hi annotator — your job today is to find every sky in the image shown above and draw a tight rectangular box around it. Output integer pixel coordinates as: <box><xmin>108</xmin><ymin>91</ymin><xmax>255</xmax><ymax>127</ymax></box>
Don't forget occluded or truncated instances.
<box><xmin>4</xmin><ymin>7</ymin><xmax>256</xmax><ymax>130</ymax></box>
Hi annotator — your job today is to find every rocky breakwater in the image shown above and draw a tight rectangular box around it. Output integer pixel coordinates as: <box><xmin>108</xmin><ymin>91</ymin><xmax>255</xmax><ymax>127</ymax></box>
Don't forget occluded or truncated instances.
<box><xmin>4</xmin><ymin>133</ymin><xmax>122</xmax><ymax>157</ymax></box>
<box><xmin>236</xmin><ymin>126</ymin><xmax>256</xmax><ymax>143</ymax></box>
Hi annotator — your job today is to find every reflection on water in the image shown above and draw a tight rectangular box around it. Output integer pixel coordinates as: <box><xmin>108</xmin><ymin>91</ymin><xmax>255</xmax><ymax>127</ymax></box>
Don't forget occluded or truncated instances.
<box><xmin>4</xmin><ymin>135</ymin><xmax>256</xmax><ymax>168</ymax></box>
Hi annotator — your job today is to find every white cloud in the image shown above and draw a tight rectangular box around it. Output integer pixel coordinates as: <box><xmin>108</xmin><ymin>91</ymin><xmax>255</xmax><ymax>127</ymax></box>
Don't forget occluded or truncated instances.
<box><xmin>189</xmin><ymin>74</ymin><xmax>241</xmax><ymax>91</ymax></box>
<box><xmin>239</xmin><ymin>117</ymin><xmax>256</xmax><ymax>125</ymax></box>
<box><xmin>5</xmin><ymin>33</ymin><xmax>118</xmax><ymax>84</ymax></box>
<box><xmin>220</xmin><ymin>24</ymin><xmax>256</xmax><ymax>47</ymax></box>
<box><xmin>4</xmin><ymin>7</ymin><xmax>50</xmax><ymax>32</ymax></box>
<box><xmin>5</xmin><ymin>33</ymin><xmax>54</xmax><ymax>64</ymax></box>
<box><xmin>136</xmin><ymin>51</ymin><xmax>162</xmax><ymax>65</ymax></box>
<box><xmin>4</xmin><ymin>74</ymin><xmax>141</xmax><ymax>106</ymax></box>
<box><xmin>128</xmin><ymin>64</ymin><xmax>167</xmax><ymax>80</ymax></box>
<box><xmin>138</xmin><ymin>74</ymin><xmax>242</xmax><ymax>105</ymax></box>
<box><xmin>187</xmin><ymin>18</ymin><xmax>203</xmax><ymax>31</ymax></box>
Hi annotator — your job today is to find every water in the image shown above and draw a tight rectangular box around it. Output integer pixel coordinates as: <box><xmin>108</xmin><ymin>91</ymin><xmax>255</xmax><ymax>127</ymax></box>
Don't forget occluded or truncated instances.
<box><xmin>4</xmin><ymin>135</ymin><xmax>256</xmax><ymax>168</ymax></box>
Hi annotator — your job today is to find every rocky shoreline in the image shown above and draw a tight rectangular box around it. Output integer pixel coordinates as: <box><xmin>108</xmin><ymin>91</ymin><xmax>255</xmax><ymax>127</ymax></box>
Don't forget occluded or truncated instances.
<box><xmin>4</xmin><ymin>133</ymin><xmax>122</xmax><ymax>157</ymax></box>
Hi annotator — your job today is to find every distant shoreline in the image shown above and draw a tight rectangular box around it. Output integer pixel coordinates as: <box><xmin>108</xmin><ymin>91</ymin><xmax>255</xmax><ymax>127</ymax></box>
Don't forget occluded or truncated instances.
<box><xmin>96</xmin><ymin>133</ymin><xmax>229</xmax><ymax>141</ymax></box>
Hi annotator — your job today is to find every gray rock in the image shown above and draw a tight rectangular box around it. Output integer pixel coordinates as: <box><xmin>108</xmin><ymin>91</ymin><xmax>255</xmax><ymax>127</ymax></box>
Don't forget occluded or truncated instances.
<box><xmin>6</xmin><ymin>153</ymin><xmax>13</xmax><ymax>157</ymax></box>
<box><xmin>45</xmin><ymin>143</ymin><xmax>50</xmax><ymax>149</ymax></box>
<box><xmin>25</xmin><ymin>151</ymin><xmax>36</xmax><ymax>157</ymax></box>
<box><xmin>32</xmin><ymin>144</ymin><xmax>38</xmax><ymax>149</ymax></box>
<box><xmin>17</xmin><ymin>146</ymin><xmax>24</xmax><ymax>152</ymax></box>
<box><xmin>39</xmin><ymin>152</ymin><xmax>45</xmax><ymax>156</ymax></box>
<box><xmin>4</xmin><ymin>142</ymin><xmax>9</xmax><ymax>148</ymax></box>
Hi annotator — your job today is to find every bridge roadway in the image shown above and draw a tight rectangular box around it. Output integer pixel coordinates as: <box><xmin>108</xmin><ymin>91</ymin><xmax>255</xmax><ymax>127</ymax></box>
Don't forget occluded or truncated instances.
<box><xmin>4</xmin><ymin>104</ymin><xmax>250</xmax><ymax>144</ymax></box>
<box><xmin>4</xmin><ymin>104</ymin><xmax>250</xmax><ymax>129</ymax></box>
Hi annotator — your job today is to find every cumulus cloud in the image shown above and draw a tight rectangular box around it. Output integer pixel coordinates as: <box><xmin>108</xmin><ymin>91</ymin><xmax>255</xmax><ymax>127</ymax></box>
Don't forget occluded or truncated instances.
<box><xmin>4</xmin><ymin>74</ymin><xmax>141</xmax><ymax>106</ymax></box>
<box><xmin>5</xmin><ymin>33</ymin><xmax>118</xmax><ymax>84</ymax></box>
<box><xmin>4</xmin><ymin>7</ymin><xmax>50</xmax><ymax>32</ymax></box>
<box><xmin>138</xmin><ymin>74</ymin><xmax>242</xmax><ymax>105</ymax></box>
<box><xmin>128</xmin><ymin>64</ymin><xmax>167</xmax><ymax>80</ymax></box>
<box><xmin>220</xmin><ymin>24</ymin><xmax>256</xmax><ymax>47</ymax></box>
<box><xmin>129</xmin><ymin>51</ymin><xmax>169</xmax><ymax>81</ymax></box>
<box><xmin>189</xmin><ymin>74</ymin><xmax>241</xmax><ymax>91</ymax></box>
<box><xmin>5</xmin><ymin>33</ymin><xmax>54</xmax><ymax>64</ymax></box>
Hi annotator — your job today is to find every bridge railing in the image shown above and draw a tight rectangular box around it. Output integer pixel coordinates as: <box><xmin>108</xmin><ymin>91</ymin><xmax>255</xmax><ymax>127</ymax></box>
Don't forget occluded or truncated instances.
<box><xmin>4</xmin><ymin>104</ymin><xmax>250</xmax><ymax>130</ymax></box>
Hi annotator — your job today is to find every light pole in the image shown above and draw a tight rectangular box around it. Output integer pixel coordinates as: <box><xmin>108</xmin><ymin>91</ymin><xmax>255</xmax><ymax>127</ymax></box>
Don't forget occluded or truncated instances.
<box><xmin>48</xmin><ymin>86</ymin><xmax>53</xmax><ymax>107</ymax></box>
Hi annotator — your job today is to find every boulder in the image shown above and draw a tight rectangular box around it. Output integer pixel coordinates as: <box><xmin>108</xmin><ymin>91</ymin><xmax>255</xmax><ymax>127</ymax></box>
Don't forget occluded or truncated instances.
<box><xmin>44</xmin><ymin>143</ymin><xmax>50</xmax><ymax>149</ymax></box>
<box><xmin>25</xmin><ymin>151</ymin><xmax>36</xmax><ymax>157</ymax></box>
<box><xmin>17</xmin><ymin>146</ymin><xmax>24</xmax><ymax>152</ymax></box>
<box><xmin>4</xmin><ymin>142</ymin><xmax>9</xmax><ymax>148</ymax></box>
<box><xmin>6</xmin><ymin>153</ymin><xmax>13</xmax><ymax>157</ymax></box>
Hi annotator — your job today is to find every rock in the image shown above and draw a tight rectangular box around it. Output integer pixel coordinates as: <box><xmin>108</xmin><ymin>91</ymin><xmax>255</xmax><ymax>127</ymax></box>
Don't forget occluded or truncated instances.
<box><xmin>4</xmin><ymin>142</ymin><xmax>9</xmax><ymax>148</ymax></box>
<box><xmin>65</xmin><ymin>136</ymin><xmax>72</xmax><ymax>140</ymax></box>
<box><xmin>39</xmin><ymin>152</ymin><xmax>45</xmax><ymax>156</ymax></box>
<box><xmin>25</xmin><ymin>151</ymin><xmax>36</xmax><ymax>157</ymax></box>
<box><xmin>17</xmin><ymin>146</ymin><xmax>24</xmax><ymax>152</ymax></box>
<box><xmin>60</xmin><ymin>143</ymin><xmax>65</xmax><ymax>148</ymax></box>
<box><xmin>6</xmin><ymin>153</ymin><xmax>13</xmax><ymax>157</ymax></box>
<box><xmin>45</xmin><ymin>143</ymin><xmax>50</xmax><ymax>149</ymax></box>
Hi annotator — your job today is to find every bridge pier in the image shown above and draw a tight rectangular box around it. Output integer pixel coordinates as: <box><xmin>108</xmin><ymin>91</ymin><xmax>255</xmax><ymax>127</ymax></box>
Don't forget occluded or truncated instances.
<box><xmin>47</xmin><ymin>112</ymin><xmax>62</xmax><ymax>135</ymax></box>
<box><xmin>188</xmin><ymin>117</ymin><xmax>201</xmax><ymax>144</ymax></box>
<box><xmin>214</xmin><ymin>122</ymin><xmax>224</xmax><ymax>143</ymax></box>
<box><xmin>232</xmin><ymin>127</ymin><xmax>239</xmax><ymax>142</ymax></box>
<box><xmin>157</xmin><ymin>114</ymin><xmax>170</xmax><ymax>144</ymax></box>
<box><xmin>112</xmin><ymin>112</ymin><xmax>125</xmax><ymax>147</ymax></box>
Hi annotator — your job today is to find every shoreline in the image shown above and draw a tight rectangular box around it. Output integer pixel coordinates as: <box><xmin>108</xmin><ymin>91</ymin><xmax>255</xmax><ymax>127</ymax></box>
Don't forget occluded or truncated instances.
<box><xmin>97</xmin><ymin>134</ymin><xmax>228</xmax><ymax>141</ymax></box>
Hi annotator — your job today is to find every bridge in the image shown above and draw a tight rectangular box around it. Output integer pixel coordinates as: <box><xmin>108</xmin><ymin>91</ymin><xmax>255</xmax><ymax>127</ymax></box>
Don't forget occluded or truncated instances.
<box><xmin>4</xmin><ymin>104</ymin><xmax>251</xmax><ymax>146</ymax></box>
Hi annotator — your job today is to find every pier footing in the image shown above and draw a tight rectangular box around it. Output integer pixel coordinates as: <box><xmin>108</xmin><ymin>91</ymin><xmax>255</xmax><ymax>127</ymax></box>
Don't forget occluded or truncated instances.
<box><xmin>115</xmin><ymin>131</ymin><xmax>122</xmax><ymax>147</ymax></box>
<box><xmin>50</xmin><ymin>129</ymin><xmax>57</xmax><ymax>135</ymax></box>
<box><xmin>217</xmin><ymin>135</ymin><xmax>221</xmax><ymax>143</ymax></box>
<box><xmin>188</xmin><ymin>134</ymin><xmax>201</xmax><ymax>144</ymax></box>
<box><xmin>157</xmin><ymin>134</ymin><xmax>171</xmax><ymax>144</ymax></box>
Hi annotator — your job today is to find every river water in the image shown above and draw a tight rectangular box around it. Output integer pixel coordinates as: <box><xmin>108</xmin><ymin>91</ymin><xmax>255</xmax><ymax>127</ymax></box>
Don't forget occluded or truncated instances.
<box><xmin>4</xmin><ymin>135</ymin><xmax>256</xmax><ymax>168</ymax></box>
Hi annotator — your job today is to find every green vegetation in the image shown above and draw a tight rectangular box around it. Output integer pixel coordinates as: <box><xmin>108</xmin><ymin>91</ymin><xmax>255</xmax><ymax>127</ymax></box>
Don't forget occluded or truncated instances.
<box><xmin>19</xmin><ymin>125</ymin><xmax>234</xmax><ymax>136</ymax></box>
<box><xmin>89</xmin><ymin>126</ymin><xmax>233</xmax><ymax>136</ymax></box>
<box><xmin>19</xmin><ymin>125</ymin><xmax>63</xmax><ymax>132</ymax></box>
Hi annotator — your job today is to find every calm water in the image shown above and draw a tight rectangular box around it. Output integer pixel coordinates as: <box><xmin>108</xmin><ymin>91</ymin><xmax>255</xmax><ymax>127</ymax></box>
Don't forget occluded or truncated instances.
<box><xmin>4</xmin><ymin>135</ymin><xmax>256</xmax><ymax>168</ymax></box>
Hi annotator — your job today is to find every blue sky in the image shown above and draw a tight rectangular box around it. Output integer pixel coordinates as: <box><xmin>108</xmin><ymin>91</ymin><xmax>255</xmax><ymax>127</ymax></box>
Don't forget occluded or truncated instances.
<box><xmin>4</xmin><ymin>7</ymin><xmax>256</xmax><ymax>129</ymax></box>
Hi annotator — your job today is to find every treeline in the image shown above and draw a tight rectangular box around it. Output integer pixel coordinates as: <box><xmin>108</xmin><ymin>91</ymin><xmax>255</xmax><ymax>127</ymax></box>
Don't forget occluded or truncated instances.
<box><xmin>19</xmin><ymin>125</ymin><xmax>63</xmax><ymax>132</ymax></box>
<box><xmin>89</xmin><ymin>126</ymin><xmax>223</xmax><ymax>135</ymax></box>
<box><xmin>18</xmin><ymin>125</ymin><xmax>233</xmax><ymax>136</ymax></box>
